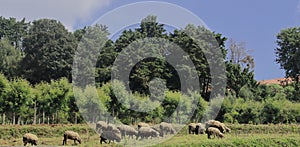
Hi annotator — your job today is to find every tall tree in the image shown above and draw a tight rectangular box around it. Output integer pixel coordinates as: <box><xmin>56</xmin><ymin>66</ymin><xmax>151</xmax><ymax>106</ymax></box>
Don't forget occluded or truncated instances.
<box><xmin>72</xmin><ymin>24</ymin><xmax>110</xmax><ymax>87</ymax></box>
<box><xmin>0</xmin><ymin>17</ymin><xmax>28</xmax><ymax>50</ymax></box>
<box><xmin>275</xmin><ymin>27</ymin><xmax>300</xmax><ymax>101</ymax></box>
<box><xmin>0</xmin><ymin>38</ymin><xmax>23</xmax><ymax>78</ymax></box>
<box><xmin>21</xmin><ymin>19</ymin><xmax>76</xmax><ymax>84</ymax></box>
<box><xmin>275</xmin><ymin>27</ymin><xmax>300</xmax><ymax>83</ymax></box>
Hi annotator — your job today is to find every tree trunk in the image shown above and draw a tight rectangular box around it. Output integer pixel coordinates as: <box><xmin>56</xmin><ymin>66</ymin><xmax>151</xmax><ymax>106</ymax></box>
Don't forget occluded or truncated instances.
<box><xmin>42</xmin><ymin>110</ymin><xmax>45</xmax><ymax>124</ymax></box>
<box><xmin>2</xmin><ymin>113</ymin><xmax>5</xmax><ymax>125</ymax></box>
<box><xmin>75</xmin><ymin>113</ymin><xmax>77</xmax><ymax>124</ymax></box>
<box><xmin>17</xmin><ymin>116</ymin><xmax>21</xmax><ymax>125</ymax></box>
<box><xmin>12</xmin><ymin>112</ymin><xmax>16</xmax><ymax>125</ymax></box>
<box><xmin>52</xmin><ymin>114</ymin><xmax>55</xmax><ymax>124</ymax></box>
<box><xmin>33</xmin><ymin>100</ymin><xmax>37</xmax><ymax>125</ymax></box>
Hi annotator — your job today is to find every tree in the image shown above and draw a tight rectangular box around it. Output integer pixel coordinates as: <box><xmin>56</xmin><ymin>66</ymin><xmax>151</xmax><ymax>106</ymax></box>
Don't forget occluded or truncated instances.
<box><xmin>73</xmin><ymin>24</ymin><xmax>110</xmax><ymax>87</ymax></box>
<box><xmin>275</xmin><ymin>27</ymin><xmax>300</xmax><ymax>100</ymax></box>
<box><xmin>6</xmin><ymin>78</ymin><xmax>32</xmax><ymax>125</ymax></box>
<box><xmin>0</xmin><ymin>38</ymin><xmax>23</xmax><ymax>78</ymax></box>
<box><xmin>0</xmin><ymin>16</ymin><xmax>28</xmax><ymax>50</ymax></box>
<box><xmin>0</xmin><ymin>73</ymin><xmax>10</xmax><ymax>124</ymax></box>
<box><xmin>226</xmin><ymin>62</ymin><xmax>257</xmax><ymax>98</ymax></box>
<box><xmin>228</xmin><ymin>39</ymin><xmax>254</xmax><ymax>69</ymax></box>
<box><xmin>21</xmin><ymin>19</ymin><xmax>76</xmax><ymax>84</ymax></box>
<box><xmin>226</xmin><ymin>39</ymin><xmax>257</xmax><ymax>98</ymax></box>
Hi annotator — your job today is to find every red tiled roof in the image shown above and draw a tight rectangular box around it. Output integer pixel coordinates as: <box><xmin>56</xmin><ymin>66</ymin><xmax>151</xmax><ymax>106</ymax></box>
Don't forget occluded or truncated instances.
<box><xmin>258</xmin><ymin>77</ymin><xmax>293</xmax><ymax>86</ymax></box>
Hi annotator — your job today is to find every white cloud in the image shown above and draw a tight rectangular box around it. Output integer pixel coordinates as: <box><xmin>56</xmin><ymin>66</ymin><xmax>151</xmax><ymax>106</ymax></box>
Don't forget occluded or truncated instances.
<box><xmin>0</xmin><ymin>0</ymin><xmax>112</xmax><ymax>31</ymax></box>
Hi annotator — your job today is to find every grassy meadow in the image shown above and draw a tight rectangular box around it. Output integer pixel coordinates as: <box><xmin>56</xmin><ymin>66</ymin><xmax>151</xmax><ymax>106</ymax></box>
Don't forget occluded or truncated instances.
<box><xmin>0</xmin><ymin>123</ymin><xmax>299</xmax><ymax>146</ymax></box>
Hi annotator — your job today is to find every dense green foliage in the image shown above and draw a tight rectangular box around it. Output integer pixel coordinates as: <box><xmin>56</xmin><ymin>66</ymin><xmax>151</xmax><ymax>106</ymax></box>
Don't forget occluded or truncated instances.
<box><xmin>275</xmin><ymin>27</ymin><xmax>300</xmax><ymax>101</ymax></box>
<box><xmin>0</xmin><ymin>15</ymin><xmax>299</xmax><ymax>125</ymax></box>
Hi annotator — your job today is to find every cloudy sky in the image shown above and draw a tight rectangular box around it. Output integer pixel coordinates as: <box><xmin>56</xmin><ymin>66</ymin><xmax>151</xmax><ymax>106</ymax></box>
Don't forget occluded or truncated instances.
<box><xmin>1</xmin><ymin>0</ymin><xmax>300</xmax><ymax>80</ymax></box>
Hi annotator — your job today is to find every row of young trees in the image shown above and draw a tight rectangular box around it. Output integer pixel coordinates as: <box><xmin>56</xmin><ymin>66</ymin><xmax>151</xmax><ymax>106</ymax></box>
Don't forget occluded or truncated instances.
<box><xmin>1</xmin><ymin>72</ymin><xmax>299</xmax><ymax>125</ymax></box>
<box><xmin>0</xmin><ymin>15</ymin><xmax>299</xmax><ymax>125</ymax></box>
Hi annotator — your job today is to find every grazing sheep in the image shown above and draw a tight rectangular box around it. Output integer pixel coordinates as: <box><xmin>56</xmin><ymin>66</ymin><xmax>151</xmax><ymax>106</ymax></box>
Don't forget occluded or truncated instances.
<box><xmin>206</xmin><ymin>127</ymin><xmax>224</xmax><ymax>139</ymax></box>
<box><xmin>100</xmin><ymin>123</ymin><xmax>122</xmax><ymax>144</ymax></box>
<box><xmin>159</xmin><ymin>122</ymin><xmax>176</xmax><ymax>137</ymax></box>
<box><xmin>205</xmin><ymin>120</ymin><xmax>230</xmax><ymax>133</ymax></box>
<box><xmin>100</xmin><ymin>130</ymin><xmax>122</xmax><ymax>144</ymax></box>
<box><xmin>188</xmin><ymin>123</ymin><xmax>197</xmax><ymax>134</ymax></box>
<box><xmin>136</xmin><ymin>127</ymin><xmax>160</xmax><ymax>140</ymax></box>
<box><xmin>107</xmin><ymin>124</ymin><xmax>121</xmax><ymax>133</ymax></box>
<box><xmin>96</xmin><ymin>121</ymin><xmax>108</xmax><ymax>133</ymax></box>
<box><xmin>138</xmin><ymin>122</ymin><xmax>150</xmax><ymax>130</ymax></box>
<box><xmin>62</xmin><ymin>130</ymin><xmax>81</xmax><ymax>145</ymax></box>
<box><xmin>23</xmin><ymin>133</ymin><xmax>38</xmax><ymax>146</ymax></box>
<box><xmin>117</xmin><ymin>124</ymin><xmax>138</xmax><ymax>139</ymax></box>
<box><xmin>195</xmin><ymin>123</ymin><xmax>205</xmax><ymax>134</ymax></box>
<box><xmin>205</xmin><ymin>120</ymin><xmax>225</xmax><ymax>133</ymax></box>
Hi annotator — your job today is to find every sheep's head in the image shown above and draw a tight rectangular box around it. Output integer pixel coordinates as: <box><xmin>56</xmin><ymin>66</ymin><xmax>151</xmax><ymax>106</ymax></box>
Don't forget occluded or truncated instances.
<box><xmin>77</xmin><ymin>137</ymin><xmax>82</xmax><ymax>144</ymax></box>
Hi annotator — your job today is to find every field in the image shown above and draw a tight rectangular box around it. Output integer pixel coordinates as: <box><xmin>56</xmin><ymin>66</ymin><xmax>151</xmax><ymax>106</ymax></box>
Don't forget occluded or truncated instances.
<box><xmin>0</xmin><ymin>123</ymin><xmax>300</xmax><ymax>146</ymax></box>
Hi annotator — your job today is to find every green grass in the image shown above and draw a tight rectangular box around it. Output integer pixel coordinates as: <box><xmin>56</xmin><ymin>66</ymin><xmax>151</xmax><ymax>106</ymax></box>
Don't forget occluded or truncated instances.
<box><xmin>0</xmin><ymin>124</ymin><xmax>300</xmax><ymax>146</ymax></box>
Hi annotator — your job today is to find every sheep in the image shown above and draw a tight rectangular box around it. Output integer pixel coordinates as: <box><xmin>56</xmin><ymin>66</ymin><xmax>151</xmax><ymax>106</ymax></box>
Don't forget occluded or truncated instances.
<box><xmin>100</xmin><ymin>130</ymin><xmax>122</xmax><ymax>144</ymax></box>
<box><xmin>188</xmin><ymin>123</ymin><xmax>197</xmax><ymax>134</ymax></box>
<box><xmin>23</xmin><ymin>133</ymin><xmax>38</xmax><ymax>146</ymax></box>
<box><xmin>137</xmin><ymin>122</ymin><xmax>150</xmax><ymax>130</ymax></box>
<box><xmin>159</xmin><ymin>122</ymin><xmax>176</xmax><ymax>137</ymax></box>
<box><xmin>136</xmin><ymin>126</ymin><xmax>160</xmax><ymax>140</ymax></box>
<box><xmin>205</xmin><ymin>120</ymin><xmax>230</xmax><ymax>133</ymax></box>
<box><xmin>195</xmin><ymin>123</ymin><xmax>205</xmax><ymax>134</ymax></box>
<box><xmin>100</xmin><ymin>124</ymin><xmax>122</xmax><ymax>144</ymax></box>
<box><xmin>62</xmin><ymin>130</ymin><xmax>81</xmax><ymax>145</ymax></box>
<box><xmin>117</xmin><ymin>124</ymin><xmax>138</xmax><ymax>139</ymax></box>
<box><xmin>206</xmin><ymin>127</ymin><xmax>224</xmax><ymax>139</ymax></box>
<box><xmin>96</xmin><ymin>121</ymin><xmax>108</xmax><ymax>133</ymax></box>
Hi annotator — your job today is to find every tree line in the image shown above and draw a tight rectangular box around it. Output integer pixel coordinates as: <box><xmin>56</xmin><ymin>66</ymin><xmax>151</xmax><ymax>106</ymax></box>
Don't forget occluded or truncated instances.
<box><xmin>0</xmin><ymin>15</ymin><xmax>299</xmax><ymax>125</ymax></box>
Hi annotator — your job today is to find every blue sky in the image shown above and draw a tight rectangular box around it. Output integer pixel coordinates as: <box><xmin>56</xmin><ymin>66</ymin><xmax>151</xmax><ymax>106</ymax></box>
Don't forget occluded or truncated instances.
<box><xmin>1</xmin><ymin>0</ymin><xmax>300</xmax><ymax>80</ymax></box>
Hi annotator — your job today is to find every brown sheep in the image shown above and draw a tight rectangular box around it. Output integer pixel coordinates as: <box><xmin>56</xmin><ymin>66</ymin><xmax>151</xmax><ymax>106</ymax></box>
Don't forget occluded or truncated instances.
<box><xmin>62</xmin><ymin>130</ymin><xmax>81</xmax><ymax>145</ymax></box>
<box><xmin>206</xmin><ymin>127</ymin><xmax>224</xmax><ymax>139</ymax></box>
<box><xmin>159</xmin><ymin>122</ymin><xmax>176</xmax><ymax>137</ymax></box>
<box><xmin>23</xmin><ymin>133</ymin><xmax>38</xmax><ymax>146</ymax></box>
<box><xmin>188</xmin><ymin>123</ymin><xmax>197</xmax><ymax>134</ymax></box>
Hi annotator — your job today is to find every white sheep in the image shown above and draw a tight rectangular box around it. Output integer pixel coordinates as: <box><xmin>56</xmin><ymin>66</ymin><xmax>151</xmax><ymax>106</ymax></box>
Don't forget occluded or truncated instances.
<box><xmin>62</xmin><ymin>130</ymin><xmax>81</xmax><ymax>145</ymax></box>
<box><xmin>137</xmin><ymin>127</ymin><xmax>160</xmax><ymax>140</ymax></box>
<box><xmin>159</xmin><ymin>122</ymin><xmax>176</xmax><ymax>137</ymax></box>
<box><xmin>206</xmin><ymin>127</ymin><xmax>224</xmax><ymax>139</ymax></box>
<box><xmin>23</xmin><ymin>133</ymin><xmax>38</xmax><ymax>146</ymax></box>
<box><xmin>117</xmin><ymin>124</ymin><xmax>138</xmax><ymax>139</ymax></box>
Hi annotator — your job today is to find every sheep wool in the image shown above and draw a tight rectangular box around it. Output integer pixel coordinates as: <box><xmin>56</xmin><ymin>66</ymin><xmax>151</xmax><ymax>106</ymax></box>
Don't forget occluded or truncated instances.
<box><xmin>207</xmin><ymin>127</ymin><xmax>224</xmax><ymax>139</ymax></box>
<box><xmin>117</xmin><ymin>124</ymin><xmax>138</xmax><ymax>138</ymax></box>
<box><xmin>137</xmin><ymin>127</ymin><xmax>160</xmax><ymax>140</ymax></box>
<box><xmin>159</xmin><ymin>122</ymin><xmax>176</xmax><ymax>137</ymax></box>
<box><xmin>62</xmin><ymin>130</ymin><xmax>81</xmax><ymax>145</ymax></box>
<box><xmin>23</xmin><ymin>133</ymin><xmax>38</xmax><ymax>146</ymax></box>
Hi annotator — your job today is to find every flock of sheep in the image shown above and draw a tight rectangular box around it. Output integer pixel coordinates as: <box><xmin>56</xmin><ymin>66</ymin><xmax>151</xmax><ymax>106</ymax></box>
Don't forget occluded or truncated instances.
<box><xmin>22</xmin><ymin>119</ymin><xmax>230</xmax><ymax>146</ymax></box>
<box><xmin>188</xmin><ymin>120</ymin><xmax>231</xmax><ymax>139</ymax></box>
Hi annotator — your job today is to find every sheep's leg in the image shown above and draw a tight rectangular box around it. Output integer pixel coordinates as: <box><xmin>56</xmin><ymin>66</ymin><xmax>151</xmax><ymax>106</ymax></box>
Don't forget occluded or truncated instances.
<box><xmin>62</xmin><ymin>138</ymin><xmax>66</xmax><ymax>145</ymax></box>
